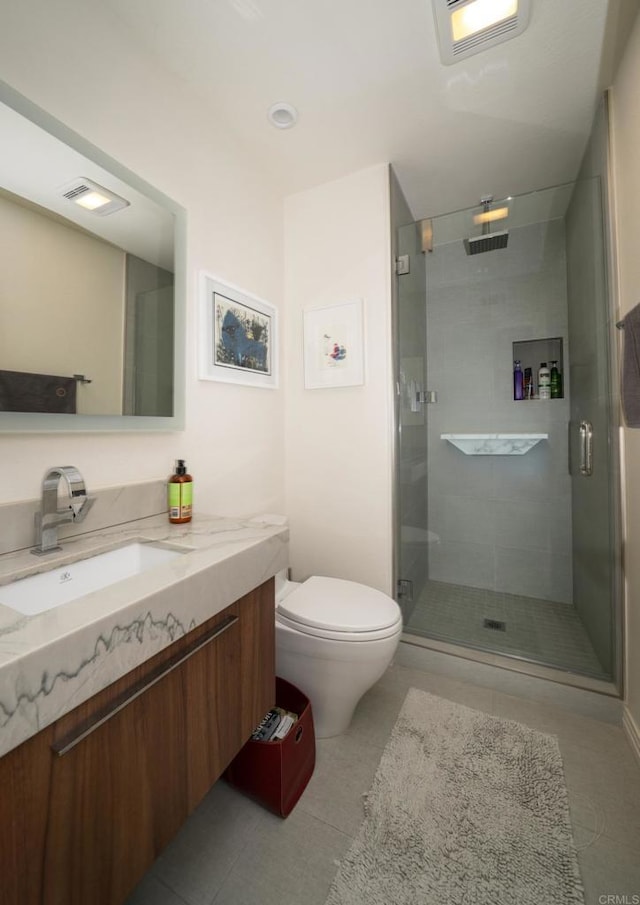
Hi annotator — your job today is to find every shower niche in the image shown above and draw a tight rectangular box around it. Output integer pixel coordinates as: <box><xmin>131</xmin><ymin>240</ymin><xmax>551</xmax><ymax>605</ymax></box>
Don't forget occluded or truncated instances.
<box><xmin>512</xmin><ymin>337</ymin><xmax>564</xmax><ymax>400</ymax></box>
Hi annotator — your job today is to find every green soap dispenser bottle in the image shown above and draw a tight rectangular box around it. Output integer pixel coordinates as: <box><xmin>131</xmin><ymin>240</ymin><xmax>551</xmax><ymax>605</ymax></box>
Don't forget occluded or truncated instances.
<box><xmin>168</xmin><ymin>459</ymin><xmax>193</xmax><ymax>524</ymax></box>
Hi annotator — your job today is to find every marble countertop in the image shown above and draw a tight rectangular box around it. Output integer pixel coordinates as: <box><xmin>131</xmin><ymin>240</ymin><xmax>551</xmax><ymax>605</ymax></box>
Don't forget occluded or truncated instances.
<box><xmin>0</xmin><ymin>512</ymin><xmax>288</xmax><ymax>759</ymax></box>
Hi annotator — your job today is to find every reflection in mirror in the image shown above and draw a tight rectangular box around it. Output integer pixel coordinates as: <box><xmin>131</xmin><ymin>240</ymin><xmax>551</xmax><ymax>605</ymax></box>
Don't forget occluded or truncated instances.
<box><xmin>0</xmin><ymin>82</ymin><xmax>185</xmax><ymax>430</ymax></box>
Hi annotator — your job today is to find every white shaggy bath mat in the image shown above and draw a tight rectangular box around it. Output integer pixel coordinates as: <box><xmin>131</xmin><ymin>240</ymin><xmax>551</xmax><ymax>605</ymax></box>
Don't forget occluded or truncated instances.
<box><xmin>325</xmin><ymin>689</ymin><xmax>584</xmax><ymax>905</ymax></box>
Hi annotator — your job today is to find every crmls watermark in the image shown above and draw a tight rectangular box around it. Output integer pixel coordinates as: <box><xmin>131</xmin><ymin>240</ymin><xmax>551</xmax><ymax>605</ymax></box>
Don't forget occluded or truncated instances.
<box><xmin>598</xmin><ymin>896</ymin><xmax>640</xmax><ymax>904</ymax></box>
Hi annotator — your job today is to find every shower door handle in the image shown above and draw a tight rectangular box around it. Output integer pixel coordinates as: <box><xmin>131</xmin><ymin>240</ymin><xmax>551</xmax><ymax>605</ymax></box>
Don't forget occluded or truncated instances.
<box><xmin>579</xmin><ymin>420</ymin><xmax>593</xmax><ymax>476</ymax></box>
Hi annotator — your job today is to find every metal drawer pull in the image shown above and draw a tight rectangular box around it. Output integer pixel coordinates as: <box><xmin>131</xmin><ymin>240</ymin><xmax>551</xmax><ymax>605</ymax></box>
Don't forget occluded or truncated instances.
<box><xmin>52</xmin><ymin>614</ymin><xmax>238</xmax><ymax>756</ymax></box>
<box><xmin>579</xmin><ymin>420</ymin><xmax>593</xmax><ymax>476</ymax></box>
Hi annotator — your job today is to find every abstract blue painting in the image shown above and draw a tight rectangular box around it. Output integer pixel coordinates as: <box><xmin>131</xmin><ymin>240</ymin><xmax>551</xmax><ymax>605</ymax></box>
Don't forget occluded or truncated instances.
<box><xmin>199</xmin><ymin>272</ymin><xmax>278</xmax><ymax>388</ymax></box>
<box><xmin>214</xmin><ymin>293</ymin><xmax>270</xmax><ymax>375</ymax></box>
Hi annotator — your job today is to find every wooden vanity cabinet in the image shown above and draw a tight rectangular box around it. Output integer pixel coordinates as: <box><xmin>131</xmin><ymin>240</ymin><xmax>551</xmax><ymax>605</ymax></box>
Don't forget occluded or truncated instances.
<box><xmin>0</xmin><ymin>578</ymin><xmax>275</xmax><ymax>905</ymax></box>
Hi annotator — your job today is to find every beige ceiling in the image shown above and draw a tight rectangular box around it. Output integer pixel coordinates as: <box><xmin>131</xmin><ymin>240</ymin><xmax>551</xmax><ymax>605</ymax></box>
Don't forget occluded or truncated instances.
<box><xmin>104</xmin><ymin>0</ymin><xmax>621</xmax><ymax>219</ymax></box>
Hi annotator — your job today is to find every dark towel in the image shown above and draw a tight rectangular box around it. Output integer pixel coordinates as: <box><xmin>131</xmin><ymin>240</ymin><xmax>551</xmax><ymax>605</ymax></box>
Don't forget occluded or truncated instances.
<box><xmin>0</xmin><ymin>370</ymin><xmax>77</xmax><ymax>414</ymax></box>
<box><xmin>622</xmin><ymin>302</ymin><xmax>640</xmax><ymax>428</ymax></box>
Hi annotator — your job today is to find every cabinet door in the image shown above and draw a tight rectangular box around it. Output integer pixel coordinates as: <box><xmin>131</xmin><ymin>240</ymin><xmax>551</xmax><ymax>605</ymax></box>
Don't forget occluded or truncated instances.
<box><xmin>0</xmin><ymin>581</ymin><xmax>275</xmax><ymax>905</ymax></box>
<box><xmin>185</xmin><ymin>579</ymin><xmax>275</xmax><ymax>809</ymax></box>
<box><xmin>43</xmin><ymin>636</ymin><xmax>189</xmax><ymax>905</ymax></box>
<box><xmin>0</xmin><ymin>727</ymin><xmax>53</xmax><ymax>905</ymax></box>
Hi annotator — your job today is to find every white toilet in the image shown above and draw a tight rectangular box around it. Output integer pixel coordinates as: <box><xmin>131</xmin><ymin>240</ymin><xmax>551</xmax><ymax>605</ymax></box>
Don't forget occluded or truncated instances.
<box><xmin>275</xmin><ymin>571</ymin><xmax>403</xmax><ymax>738</ymax></box>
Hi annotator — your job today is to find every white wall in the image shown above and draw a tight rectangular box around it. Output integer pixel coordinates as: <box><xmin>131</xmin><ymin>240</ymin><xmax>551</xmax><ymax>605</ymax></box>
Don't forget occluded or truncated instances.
<box><xmin>0</xmin><ymin>0</ymin><xmax>284</xmax><ymax>516</ymax></box>
<box><xmin>283</xmin><ymin>164</ymin><xmax>394</xmax><ymax>595</ymax></box>
<box><xmin>0</xmin><ymin>195</ymin><xmax>125</xmax><ymax>415</ymax></box>
<box><xmin>611</xmin><ymin>14</ymin><xmax>640</xmax><ymax>733</ymax></box>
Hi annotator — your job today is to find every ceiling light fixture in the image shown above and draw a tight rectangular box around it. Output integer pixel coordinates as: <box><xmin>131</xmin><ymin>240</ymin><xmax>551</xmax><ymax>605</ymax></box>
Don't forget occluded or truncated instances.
<box><xmin>451</xmin><ymin>0</ymin><xmax>517</xmax><ymax>42</ymax></box>
<box><xmin>60</xmin><ymin>178</ymin><xmax>130</xmax><ymax>216</ymax></box>
<box><xmin>433</xmin><ymin>0</ymin><xmax>530</xmax><ymax>65</ymax></box>
<box><xmin>267</xmin><ymin>102</ymin><xmax>298</xmax><ymax>130</ymax></box>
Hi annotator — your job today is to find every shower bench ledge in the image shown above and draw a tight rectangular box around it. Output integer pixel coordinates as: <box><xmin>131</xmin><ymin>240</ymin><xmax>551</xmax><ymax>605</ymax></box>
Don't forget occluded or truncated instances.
<box><xmin>441</xmin><ymin>433</ymin><xmax>549</xmax><ymax>455</ymax></box>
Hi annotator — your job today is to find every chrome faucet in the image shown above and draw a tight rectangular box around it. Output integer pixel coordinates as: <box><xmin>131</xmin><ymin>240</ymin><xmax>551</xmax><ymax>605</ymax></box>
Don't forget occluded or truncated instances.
<box><xmin>32</xmin><ymin>466</ymin><xmax>95</xmax><ymax>555</ymax></box>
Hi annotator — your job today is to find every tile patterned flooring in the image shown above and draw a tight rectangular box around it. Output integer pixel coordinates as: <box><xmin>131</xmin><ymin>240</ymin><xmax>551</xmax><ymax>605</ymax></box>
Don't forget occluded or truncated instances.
<box><xmin>126</xmin><ymin>657</ymin><xmax>640</xmax><ymax>905</ymax></box>
<box><xmin>405</xmin><ymin>580</ymin><xmax>609</xmax><ymax>680</ymax></box>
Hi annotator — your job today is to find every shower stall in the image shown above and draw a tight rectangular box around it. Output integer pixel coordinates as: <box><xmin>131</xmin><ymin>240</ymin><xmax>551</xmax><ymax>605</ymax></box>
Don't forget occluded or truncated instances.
<box><xmin>393</xmin><ymin>169</ymin><xmax>621</xmax><ymax>689</ymax></box>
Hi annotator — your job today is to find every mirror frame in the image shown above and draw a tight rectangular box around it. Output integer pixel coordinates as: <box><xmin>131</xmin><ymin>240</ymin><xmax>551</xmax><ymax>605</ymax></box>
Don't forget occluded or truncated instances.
<box><xmin>0</xmin><ymin>79</ymin><xmax>186</xmax><ymax>432</ymax></box>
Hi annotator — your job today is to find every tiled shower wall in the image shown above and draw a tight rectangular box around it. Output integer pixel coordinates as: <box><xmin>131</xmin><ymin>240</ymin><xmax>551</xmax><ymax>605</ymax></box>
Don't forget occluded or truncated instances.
<box><xmin>426</xmin><ymin>219</ymin><xmax>573</xmax><ymax>603</ymax></box>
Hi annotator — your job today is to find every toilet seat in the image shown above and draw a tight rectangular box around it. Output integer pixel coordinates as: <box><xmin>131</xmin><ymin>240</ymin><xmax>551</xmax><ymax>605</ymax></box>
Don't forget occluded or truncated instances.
<box><xmin>276</xmin><ymin>576</ymin><xmax>402</xmax><ymax>642</ymax></box>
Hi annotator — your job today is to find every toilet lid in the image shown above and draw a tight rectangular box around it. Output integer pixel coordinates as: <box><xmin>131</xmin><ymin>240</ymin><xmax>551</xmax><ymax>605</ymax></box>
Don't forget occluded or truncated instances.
<box><xmin>277</xmin><ymin>576</ymin><xmax>402</xmax><ymax>635</ymax></box>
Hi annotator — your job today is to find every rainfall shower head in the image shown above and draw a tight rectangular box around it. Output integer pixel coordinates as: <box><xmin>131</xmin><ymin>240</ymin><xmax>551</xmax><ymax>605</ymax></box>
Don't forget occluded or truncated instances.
<box><xmin>464</xmin><ymin>196</ymin><xmax>509</xmax><ymax>255</ymax></box>
<box><xmin>464</xmin><ymin>230</ymin><xmax>509</xmax><ymax>255</ymax></box>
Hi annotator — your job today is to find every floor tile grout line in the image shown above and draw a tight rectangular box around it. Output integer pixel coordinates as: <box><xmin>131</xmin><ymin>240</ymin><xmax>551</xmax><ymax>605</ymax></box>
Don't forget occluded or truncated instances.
<box><xmin>156</xmin><ymin>877</ymin><xmax>191</xmax><ymax>905</ymax></box>
<box><xmin>294</xmin><ymin>804</ymin><xmax>360</xmax><ymax>842</ymax></box>
<box><xmin>207</xmin><ymin>833</ymin><xmax>260</xmax><ymax>905</ymax></box>
<box><xmin>159</xmin><ymin>813</ymin><xmax>261</xmax><ymax>905</ymax></box>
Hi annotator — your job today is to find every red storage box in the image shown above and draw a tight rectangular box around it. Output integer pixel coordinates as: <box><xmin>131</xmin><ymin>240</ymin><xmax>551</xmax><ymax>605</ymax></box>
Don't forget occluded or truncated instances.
<box><xmin>224</xmin><ymin>677</ymin><xmax>316</xmax><ymax>817</ymax></box>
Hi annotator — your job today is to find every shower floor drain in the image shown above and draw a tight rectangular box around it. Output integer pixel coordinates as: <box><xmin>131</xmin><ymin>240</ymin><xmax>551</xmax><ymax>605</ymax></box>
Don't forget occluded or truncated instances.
<box><xmin>483</xmin><ymin>618</ymin><xmax>506</xmax><ymax>632</ymax></box>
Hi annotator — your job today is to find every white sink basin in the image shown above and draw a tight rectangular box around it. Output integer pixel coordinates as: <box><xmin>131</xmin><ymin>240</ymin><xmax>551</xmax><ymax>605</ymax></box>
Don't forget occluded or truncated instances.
<box><xmin>0</xmin><ymin>542</ymin><xmax>186</xmax><ymax>616</ymax></box>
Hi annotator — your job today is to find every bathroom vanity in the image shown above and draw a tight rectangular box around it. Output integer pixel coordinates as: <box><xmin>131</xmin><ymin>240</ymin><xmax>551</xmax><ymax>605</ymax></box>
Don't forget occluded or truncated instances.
<box><xmin>0</xmin><ymin>495</ymin><xmax>288</xmax><ymax>905</ymax></box>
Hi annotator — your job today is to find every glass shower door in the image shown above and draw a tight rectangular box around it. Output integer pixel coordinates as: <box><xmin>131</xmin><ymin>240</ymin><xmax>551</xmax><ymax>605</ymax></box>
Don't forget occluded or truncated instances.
<box><xmin>394</xmin><ymin>182</ymin><xmax>619</xmax><ymax>686</ymax></box>
<box><xmin>566</xmin><ymin>175</ymin><xmax>617</xmax><ymax>679</ymax></box>
<box><xmin>394</xmin><ymin>220</ymin><xmax>428</xmax><ymax>622</ymax></box>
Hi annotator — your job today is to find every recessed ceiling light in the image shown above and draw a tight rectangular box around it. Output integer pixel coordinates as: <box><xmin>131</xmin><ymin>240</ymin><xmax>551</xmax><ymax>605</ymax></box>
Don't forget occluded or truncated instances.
<box><xmin>60</xmin><ymin>178</ymin><xmax>130</xmax><ymax>216</ymax></box>
<box><xmin>451</xmin><ymin>0</ymin><xmax>518</xmax><ymax>42</ymax></box>
<box><xmin>267</xmin><ymin>103</ymin><xmax>298</xmax><ymax>130</ymax></box>
<box><xmin>74</xmin><ymin>190</ymin><xmax>112</xmax><ymax>211</ymax></box>
<box><xmin>433</xmin><ymin>0</ymin><xmax>530</xmax><ymax>65</ymax></box>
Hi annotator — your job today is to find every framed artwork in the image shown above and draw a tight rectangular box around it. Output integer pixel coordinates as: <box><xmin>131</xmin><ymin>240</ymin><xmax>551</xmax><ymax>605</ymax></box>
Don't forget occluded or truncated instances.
<box><xmin>199</xmin><ymin>272</ymin><xmax>278</xmax><ymax>388</ymax></box>
<box><xmin>303</xmin><ymin>299</ymin><xmax>365</xmax><ymax>389</ymax></box>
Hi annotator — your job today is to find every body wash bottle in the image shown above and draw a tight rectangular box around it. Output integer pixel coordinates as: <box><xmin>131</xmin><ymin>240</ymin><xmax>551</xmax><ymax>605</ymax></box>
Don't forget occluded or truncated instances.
<box><xmin>168</xmin><ymin>459</ymin><xmax>193</xmax><ymax>523</ymax></box>
<box><xmin>538</xmin><ymin>363</ymin><xmax>551</xmax><ymax>400</ymax></box>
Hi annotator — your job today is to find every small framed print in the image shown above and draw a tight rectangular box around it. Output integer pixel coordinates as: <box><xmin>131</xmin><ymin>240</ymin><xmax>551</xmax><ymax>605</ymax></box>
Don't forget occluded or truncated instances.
<box><xmin>303</xmin><ymin>299</ymin><xmax>365</xmax><ymax>389</ymax></box>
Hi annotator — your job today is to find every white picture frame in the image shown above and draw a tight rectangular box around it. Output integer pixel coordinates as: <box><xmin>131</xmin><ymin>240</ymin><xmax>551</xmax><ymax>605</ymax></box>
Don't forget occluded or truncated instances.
<box><xmin>199</xmin><ymin>271</ymin><xmax>278</xmax><ymax>388</ymax></box>
<box><xmin>303</xmin><ymin>299</ymin><xmax>365</xmax><ymax>389</ymax></box>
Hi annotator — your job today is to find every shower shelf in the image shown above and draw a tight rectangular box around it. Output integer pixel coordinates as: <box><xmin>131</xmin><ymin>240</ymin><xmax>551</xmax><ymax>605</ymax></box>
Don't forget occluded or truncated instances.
<box><xmin>441</xmin><ymin>433</ymin><xmax>549</xmax><ymax>455</ymax></box>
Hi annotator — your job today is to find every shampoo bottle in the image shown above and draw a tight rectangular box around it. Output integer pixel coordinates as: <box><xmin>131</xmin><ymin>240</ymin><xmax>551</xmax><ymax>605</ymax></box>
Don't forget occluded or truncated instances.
<box><xmin>513</xmin><ymin>360</ymin><xmax>524</xmax><ymax>401</ymax></box>
<box><xmin>168</xmin><ymin>459</ymin><xmax>193</xmax><ymax>524</ymax></box>
<box><xmin>538</xmin><ymin>363</ymin><xmax>551</xmax><ymax>400</ymax></box>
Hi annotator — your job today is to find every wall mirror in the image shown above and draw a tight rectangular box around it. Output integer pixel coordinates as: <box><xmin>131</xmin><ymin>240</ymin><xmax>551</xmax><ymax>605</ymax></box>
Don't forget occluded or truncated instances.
<box><xmin>0</xmin><ymin>81</ymin><xmax>185</xmax><ymax>432</ymax></box>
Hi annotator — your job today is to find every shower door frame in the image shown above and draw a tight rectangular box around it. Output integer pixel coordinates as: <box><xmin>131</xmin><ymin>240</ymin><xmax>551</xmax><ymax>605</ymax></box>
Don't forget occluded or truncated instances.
<box><xmin>601</xmin><ymin>90</ymin><xmax>624</xmax><ymax>697</ymax></box>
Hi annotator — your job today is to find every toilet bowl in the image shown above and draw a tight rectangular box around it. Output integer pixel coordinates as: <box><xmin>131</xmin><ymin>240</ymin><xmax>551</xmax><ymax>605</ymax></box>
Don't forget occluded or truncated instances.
<box><xmin>275</xmin><ymin>572</ymin><xmax>402</xmax><ymax>738</ymax></box>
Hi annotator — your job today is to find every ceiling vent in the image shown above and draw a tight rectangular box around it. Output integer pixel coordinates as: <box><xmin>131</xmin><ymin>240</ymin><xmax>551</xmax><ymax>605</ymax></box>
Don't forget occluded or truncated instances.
<box><xmin>60</xmin><ymin>178</ymin><xmax>130</xmax><ymax>216</ymax></box>
<box><xmin>433</xmin><ymin>0</ymin><xmax>530</xmax><ymax>65</ymax></box>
